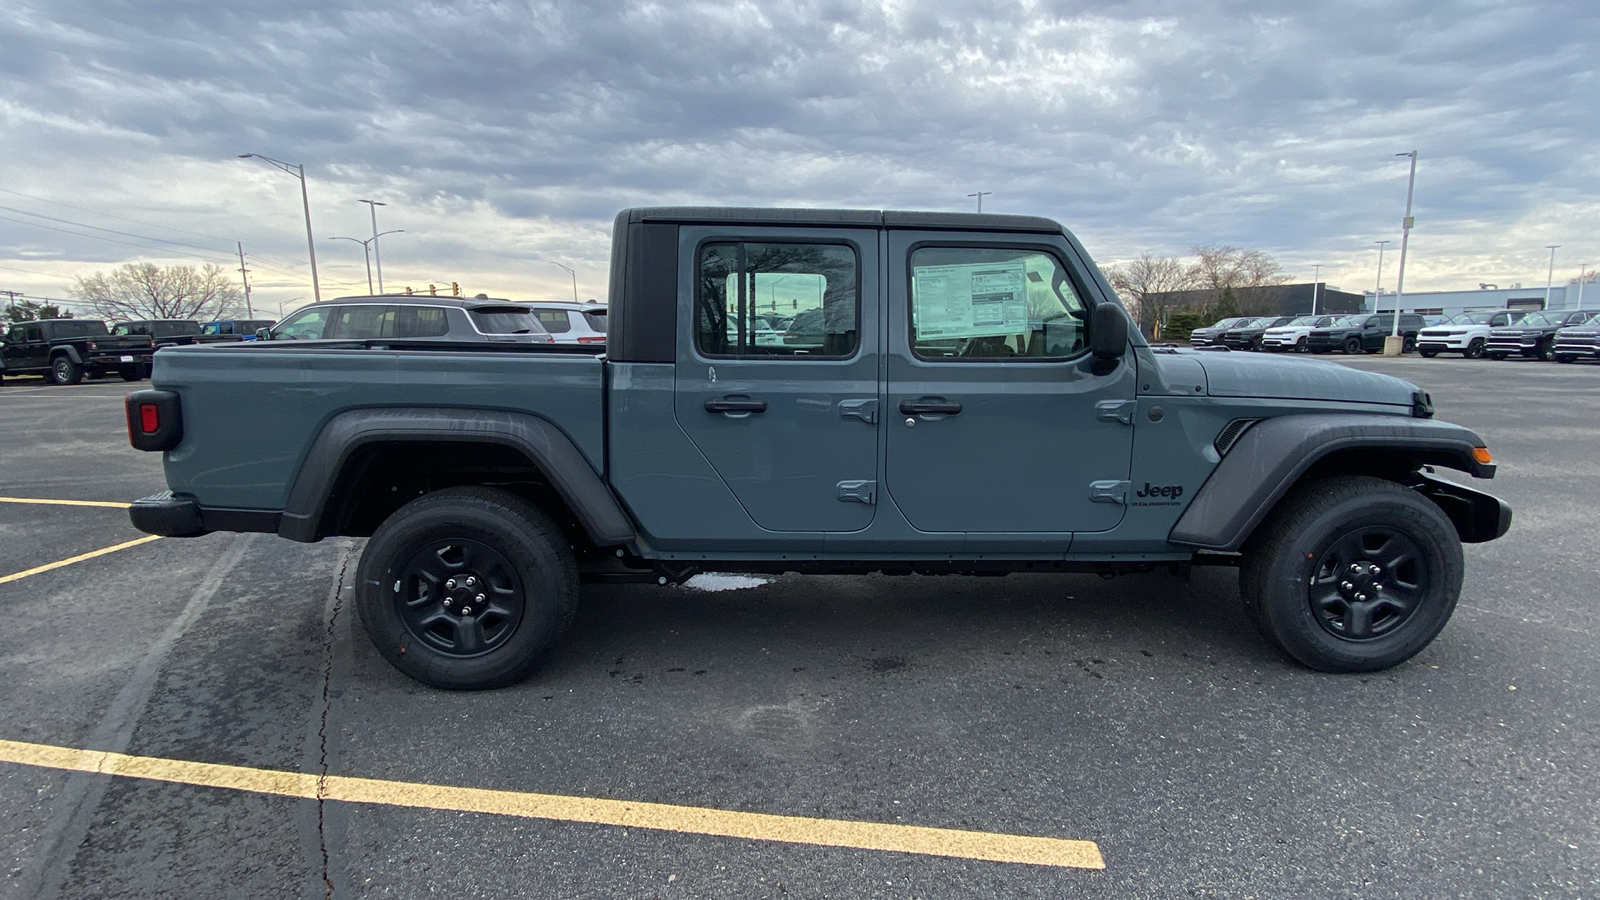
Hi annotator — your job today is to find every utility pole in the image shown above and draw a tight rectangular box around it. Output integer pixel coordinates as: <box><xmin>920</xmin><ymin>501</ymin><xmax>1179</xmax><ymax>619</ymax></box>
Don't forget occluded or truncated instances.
<box><xmin>967</xmin><ymin>191</ymin><xmax>992</xmax><ymax>212</ymax></box>
<box><xmin>236</xmin><ymin>242</ymin><xmax>254</xmax><ymax>317</ymax></box>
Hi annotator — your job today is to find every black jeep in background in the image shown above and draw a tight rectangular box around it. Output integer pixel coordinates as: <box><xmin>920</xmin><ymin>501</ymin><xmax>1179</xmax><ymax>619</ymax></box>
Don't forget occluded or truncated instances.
<box><xmin>1</xmin><ymin>318</ymin><xmax>154</xmax><ymax>384</ymax></box>
<box><xmin>113</xmin><ymin>319</ymin><xmax>242</xmax><ymax>349</ymax></box>
<box><xmin>1484</xmin><ymin>309</ymin><xmax>1598</xmax><ymax>361</ymax></box>
<box><xmin>1306</xmin><ymin>313</ymin><xmax>1425</xmax><ymax>354</ymax></box>
<box><xmin>1187</xmin><ymin>316</ymin><xmax>1250</xmax><ymax>347</ymax></box>
<box><xmin>1220</xmin><ymin>315</ymin><xmax>1296</xmax><ymax>351</ymax></box>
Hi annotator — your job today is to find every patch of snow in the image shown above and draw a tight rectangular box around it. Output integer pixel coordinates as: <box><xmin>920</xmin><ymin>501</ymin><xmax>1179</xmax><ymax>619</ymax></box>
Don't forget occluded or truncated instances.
<box><xmin>681</xmin><ymin>573</ymin><xmax>772</xmax><ymax>592</ymax></box>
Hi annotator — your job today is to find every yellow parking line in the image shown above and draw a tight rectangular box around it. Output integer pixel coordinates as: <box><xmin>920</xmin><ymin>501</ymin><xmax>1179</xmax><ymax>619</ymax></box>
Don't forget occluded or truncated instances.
<box><xmin>0</xmin><ymin>535</ymin><xmax>162</xmax><ymax>585</ymax></box>
<box><xmin>0</xmin><ymin>738</ymin><xmax>1104</xmax><ymax>869</ymax></box>
<box><xmin>0</xmin><ymin>497</ymin><xmax>131</xmax><ymax>509</ymax></box>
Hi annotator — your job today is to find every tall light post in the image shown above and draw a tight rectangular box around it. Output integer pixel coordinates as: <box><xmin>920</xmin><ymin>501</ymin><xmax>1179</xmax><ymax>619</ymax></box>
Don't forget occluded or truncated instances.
<box><xmin>239</xmin><ymin>153</ymin><xmax>321</xmax><ymax>302</ymax></box>
<box><xmin>329</xmin><ymin>231</ymin><xmax>404</xmax><ymax>295</ymax></box>
<box><xmin>542</xmin><ymin>261</ymin><xmax>578</xmax><ymax>302</ymax></box>
<box><xmin>1385</xmin><ymin>150</ymin><xmax>1418</xmax><ymax>355</ymax></box>
<box><xmin>1372</xmin><ymin>240</ymin><xmax>1391</xmax><ymax>312</ymax></box>
<box><xmin>1310</xmin><ymin>263</ymin><xmax>1322</xmax><ymax>315</ymax></box>
<box><xmin>357</xmin><ymin>200</ymin><xmax>389</xmax><ymax>292</ymax></box>
<box><xmin>967</xmin><ymin>191</ymin><xmax>992</xmax><ymax>212</ymax></box>
<box><xmin>1544</xmin><ymin>245</ymin><xmax>1560</xmax><ymax>309</ymax></box>
<box><xmin>1578</xmin><ymin>264</ymin><xmax>1590</xmax><ymax>310</ymax></box>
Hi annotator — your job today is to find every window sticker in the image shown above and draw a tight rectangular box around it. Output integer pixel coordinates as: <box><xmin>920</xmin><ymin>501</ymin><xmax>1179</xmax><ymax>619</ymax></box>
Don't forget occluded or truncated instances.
<box><xmin>912</xmin><ymin>261</ymin><xmax>1031</xmax><ymax>340</ymax></box>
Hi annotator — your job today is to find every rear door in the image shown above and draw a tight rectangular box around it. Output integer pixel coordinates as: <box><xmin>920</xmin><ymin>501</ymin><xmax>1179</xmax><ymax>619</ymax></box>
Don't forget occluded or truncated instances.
<box><xmin>673</xmin><ymin>226</ymin><xmax>880</xmax><ymax>532</ymax></box>
<box><xmin>883</xmin><ymin>231</ymin><xmax>1136</xmax><ymax>533</ymax></box>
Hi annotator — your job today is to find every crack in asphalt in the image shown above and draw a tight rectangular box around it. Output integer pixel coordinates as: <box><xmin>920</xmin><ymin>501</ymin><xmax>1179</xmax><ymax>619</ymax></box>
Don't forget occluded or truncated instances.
<box><xmin>315</xmin><ymin>549</ymin><xmax>351</xmax><ymax>900</ymax></box>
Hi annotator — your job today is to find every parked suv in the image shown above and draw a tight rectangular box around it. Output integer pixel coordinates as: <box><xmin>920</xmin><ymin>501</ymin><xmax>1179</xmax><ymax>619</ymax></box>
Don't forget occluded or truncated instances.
<box><xmin>523</xmin><ymin>301</ymin><xmax>607</xmax><ymax>346</ymax></box>
<box><xmin>113</xmin><ymin>319</ymin><xmax>241</xmax><ymax>348</ymax></box>
<box><xmin>263</xmin><ymin>296</ymin><xmax>555</xmax><ymax>343</ymax></box>
<box><xmin>1306</xmin><ymin>313</ymin><xmax>1425</xmax><ymax>354</ymax></box>
<box><xmin>1416</xmin><ymin>310</ymin><xmax>1528</xmax><ymax>358</ymax></box>
<box><xmin>1260</xmin><ymin>315</ymin><xmax>1339</xmax><ymax>352</ymax></box>
<box><xmin>1220</xmin><ymin>316</ymin><xmax>1296</xmax><ymax>351</ymax></box>
<box><xmin>202</xmin><ymin>319</ymin><xmax>276</xmax><ymax>340</ymax></box>
<box><xmin>1552</xmin><ymin>312</ymin><xmax>1600</xmax><ymax>363</ymax></box>
<box><xmin>1187</xmin><ymin>316</ymin><xmax>1250</xmax><ymax>348</ymax></box>
<box><xmin>1484</xmin><ymin>309</ymin><xmax>1597</xmax><ymax>360</ymax></box>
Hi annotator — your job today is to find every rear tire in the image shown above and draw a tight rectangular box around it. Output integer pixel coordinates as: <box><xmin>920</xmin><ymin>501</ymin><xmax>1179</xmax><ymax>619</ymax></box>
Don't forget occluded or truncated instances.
<box><xmin>1402</xmin><ymin>335</ymin><xmax>1417</xmax><ymax>353</ymax></box>
<box><xmin>356</xmin><ymin>486</ymin><xmax>579</xmax><ymax>690</ymax></box>
<box><xmin>1239</xmin><ymin>475</ymin><xmax>1463</xmax><ymax>672</ymax></box>
<box><xmin>119</xmin><ymin>366</ymin><xmax>143</xmax><ymax>382</ymax></box>
<box><xmin>49</xmin><ymin>355</ymin><xmax>83</xmax><ymax>385</ymax></box>
<box><xmin>1535</xmin><ymin>338</ymin><xmax>1554</xmax><ymax>361</ymax></box>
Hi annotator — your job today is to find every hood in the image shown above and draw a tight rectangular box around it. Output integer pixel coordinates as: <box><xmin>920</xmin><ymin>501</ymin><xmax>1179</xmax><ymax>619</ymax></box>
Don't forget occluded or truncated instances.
<box><xmin>1183</xmin><ymin>350</ymin><xmax>1418</xmax><ymax>407</ymax></box>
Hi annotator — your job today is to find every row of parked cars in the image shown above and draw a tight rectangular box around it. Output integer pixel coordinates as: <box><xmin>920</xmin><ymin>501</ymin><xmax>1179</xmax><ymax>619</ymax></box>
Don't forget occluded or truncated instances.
<box><xmin>1</xmin><ymin>297</ymin><xmax>612</xmax><ymax>385</ymax></box>
<box><xmin>1187</xmin><ymin>308</ymin><xmax>1600</xmax><ymax>362</ymax></box>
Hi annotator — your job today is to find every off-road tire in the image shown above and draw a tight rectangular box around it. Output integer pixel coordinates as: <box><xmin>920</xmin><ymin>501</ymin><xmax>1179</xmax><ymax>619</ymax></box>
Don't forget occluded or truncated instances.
<box><xmin>356</xmin><ymin>486</ymin><xmax>579</xmax><ymax>690</ymax></box>
<box><xmin>1239</xmin><ymin>475</ymin><xmax>1463</xmax><ymax>673</ymax></box>
<box><xmin>49</xmin><ymin>355</ymin><xmax>83</xmax><ymax>385</ymax></box>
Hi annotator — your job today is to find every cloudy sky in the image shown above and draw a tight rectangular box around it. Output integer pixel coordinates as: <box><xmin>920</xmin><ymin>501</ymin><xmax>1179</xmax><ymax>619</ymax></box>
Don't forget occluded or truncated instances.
<box><xmin>2</xmin><ymin>0</ymin><xmax>1596</xmax><ymax>317</ymax></box>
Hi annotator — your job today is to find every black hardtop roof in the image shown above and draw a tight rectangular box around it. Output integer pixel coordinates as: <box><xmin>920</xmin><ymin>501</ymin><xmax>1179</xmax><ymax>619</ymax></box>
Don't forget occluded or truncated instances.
<box><xmin>623</xmin><ymin>206</ymin><xmax>1065</xmax><ymax>234</ymax></box>
<box><xmin>117</xmin><ymin>318</ymin><xmax>201</xmax><ymax>325</ymax></box>
<box><xmin>26</xmin><ymin>318</ymin><xmax>106</xmax><ymax>325</ymax></box>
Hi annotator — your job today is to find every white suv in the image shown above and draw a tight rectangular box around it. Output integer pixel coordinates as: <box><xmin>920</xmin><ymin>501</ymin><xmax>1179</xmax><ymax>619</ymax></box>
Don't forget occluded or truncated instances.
<box><xmin>1260</xmin><ymin>315</ymin><xmax>1339</xmax><ymax>352</ymax></box>
<box><xmin>1416</xmin><ymin>309</ymin><xmax>1526</xmax><ymax>359</ymax></box>
<box><xmin>525</xmin><ymin>302</ymin><xmax>607</xmax><ymax>346</ymax></box>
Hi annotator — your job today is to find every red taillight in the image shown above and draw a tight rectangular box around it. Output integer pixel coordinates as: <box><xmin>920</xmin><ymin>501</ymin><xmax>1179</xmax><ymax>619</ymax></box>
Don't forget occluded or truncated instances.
<box><xmin>140</xmin><ymin>404</ymin><xmax>160</xmax><ymax>434</ymax></box>
<box><xmin>576</xmin><ymin>336</ymin><xmax>606</xmax><ymax>344</ymax></box>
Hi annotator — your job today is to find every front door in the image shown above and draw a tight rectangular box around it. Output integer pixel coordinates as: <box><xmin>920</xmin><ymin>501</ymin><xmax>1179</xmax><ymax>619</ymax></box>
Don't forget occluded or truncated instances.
<box><xmin>883</xmin><ymin>232</ymin><xmax>1136</xmax><ymax>534</ymax></box>
<box><xmin>673</xmin><ymin>226</ymin><xmax>881</xmax><ymax>533</ymax></box>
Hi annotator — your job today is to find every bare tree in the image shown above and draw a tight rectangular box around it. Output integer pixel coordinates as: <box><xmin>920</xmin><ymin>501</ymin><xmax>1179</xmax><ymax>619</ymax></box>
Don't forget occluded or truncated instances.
<box><xmin>1106</xmin><ymin>252</ymin><xmax>1197</xmax><ymax>335</ymax></box>
<box><xmin>71</xmin><ymin>263</ymin><xmax>244</xmax><ymax>322</ymax></box>
<box><xmin>1189</xmin><ymin>244</ymin><xmax>1291</xmax><ymax>290</ymax></box>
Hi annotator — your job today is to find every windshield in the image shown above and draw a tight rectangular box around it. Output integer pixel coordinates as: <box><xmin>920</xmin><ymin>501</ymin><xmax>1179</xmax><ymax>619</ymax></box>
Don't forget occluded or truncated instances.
<box><xmin>469</xmin><ymin>307</ymin><xmax>548</xmax><ymax>335</ymax></box>
<box><xmin>1284</xmin><ymin>316</ymin><xmax>1319</xmax><ymax>326</ymax></box>
<box><xmin>1329</xmin><ymin>316</ymin><xmax>1362</xmax><ymax>326</ymax></box>
<box><xmin>1517</xmin><ymin>312</ymin><xmax>1555</xmax><ymax>327</ymax></box>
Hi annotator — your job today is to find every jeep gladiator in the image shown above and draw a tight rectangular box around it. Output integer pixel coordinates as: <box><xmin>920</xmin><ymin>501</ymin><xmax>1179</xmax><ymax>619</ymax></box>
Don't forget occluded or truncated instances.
<box><xmin>126</xmin><ymin>207</ymin><xmax>1512</xmax><ymax>689</ymax></box>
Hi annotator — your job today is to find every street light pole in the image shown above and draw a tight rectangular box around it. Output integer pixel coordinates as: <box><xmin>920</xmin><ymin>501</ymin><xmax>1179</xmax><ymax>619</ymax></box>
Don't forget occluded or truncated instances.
<box><xmin>967</xmin><ymin>191</ymin><xmax>992</xmax><ymax>212</ymax></box>
<box><xmin>358</xmin><ymin>200</ymin><xmax>388</xmax><ymax>293</ymax></box>
<box><xmin>1544</xmin><ymin>245</ymin><xmax>1560</xmax><ymax>309</ymax></box>
<box><xmin>1373</xmin><ymin>240</ymin><xmax>1391</xmax><ymax>312</ymax></box>
<box><xmin>1386</xmin><ymin>150</ymin><xmax>1418</xmax><ymax>355</ymax></box>
<box><xmin>1578</xmin><ymin>264</ymin><xmax>1589</xmax><ymax>310</ymax></box>
<box><xmin>240</xmin><ymin>153</ymin><xmax>322</xmax><ymax>302</ymax></box>
<box><xmin>543</xmin><ymin>261</ymin><xmax>578</xmax><ymax>303</ymax></box>
<box><xmin>1310</xmin><ymin>263</ymin><xmax>1321</xmax><ymax>315</ymax></box>
<box><xmin>329</xmin><ymin>231</ymin><xmax>404</xmax><ymax>295</ymax></box>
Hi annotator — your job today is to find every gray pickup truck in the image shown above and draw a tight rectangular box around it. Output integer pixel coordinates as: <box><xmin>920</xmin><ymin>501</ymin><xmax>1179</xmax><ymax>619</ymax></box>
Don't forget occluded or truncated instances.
<box><xmin>125</xmin><ymin>207</ymin><xmax>1511</xmax><ymax>689</ymax></box>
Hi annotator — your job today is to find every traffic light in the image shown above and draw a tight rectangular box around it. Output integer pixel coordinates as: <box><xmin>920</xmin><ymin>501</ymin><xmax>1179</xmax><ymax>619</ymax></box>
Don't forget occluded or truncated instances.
<box><xmin>451</xmin><ymin>282</ymin><xmax>460</xmax><ymax>296</ymax></box>
<box><xmin>428</xmin><ymin>284</ymin><xmax>437</xmax><ymax>296</ymax></box>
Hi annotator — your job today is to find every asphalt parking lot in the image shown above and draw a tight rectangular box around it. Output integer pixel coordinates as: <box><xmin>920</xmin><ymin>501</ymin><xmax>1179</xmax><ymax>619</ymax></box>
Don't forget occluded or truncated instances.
<box><xmin>1</xmin><ymin>355</ymin><xmax>1596</xmax><ymax>900</ymax></box>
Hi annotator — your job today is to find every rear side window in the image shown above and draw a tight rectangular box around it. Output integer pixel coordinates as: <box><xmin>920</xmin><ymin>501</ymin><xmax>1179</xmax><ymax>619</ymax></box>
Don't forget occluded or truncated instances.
<box><xmin>326</xmin><ymin>305</ymin><xmax>395</xmax><ymax>339</ymax></box>
<box><xmin>533</xmin><ymin>310</ymin><xmax>572</xmax><ymax>333</ymax></box>
<box><xmin>393</xmin><ymin>307</ymin><xmax>449</xmax><ymax>337</ymax></box>
<box><xmin>51</xmin><ymin>321</ymin><xmax>109</xmax><ymax>339</ymax></box>
<box><xmin>469</xmin><ymin>307</ymin><xmax>544</xmax><ymax>335</ymax></box>
<box><xmin>909</xmin><ymin>246</ymin><xmax>1086</xmax><ymax>359</ymax></box>
<box><xmin>696</xmin><ymin>241</ymin><xmax>859</xmax><ymax>357</ymax></box>
<box><xmin>581</xmin><ymin>311</ymin><xmax>607</xmax><ymax>332</ymax></box>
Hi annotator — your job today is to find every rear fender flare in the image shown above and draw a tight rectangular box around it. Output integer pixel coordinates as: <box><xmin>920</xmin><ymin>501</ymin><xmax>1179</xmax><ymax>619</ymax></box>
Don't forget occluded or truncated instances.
<box><xmin>279</xmin><ymin>408</ymin><xmax>635</xmax><ymax>547</ymax></box>
<box><xmin>1169</xmin><ymin>414</ymin><xmax>1495</xmax><ymax>551</ymax></box>
<box><xmin>51</xmin><ymin>346</ymin><xmax>84</xmax><ymax>365</ymax></box>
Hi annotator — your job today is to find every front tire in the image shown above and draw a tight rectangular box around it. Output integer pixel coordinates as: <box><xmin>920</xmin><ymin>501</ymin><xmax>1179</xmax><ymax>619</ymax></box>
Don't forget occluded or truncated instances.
<box><xmin>1295</xmin><ymin>336</ymin><xmax>1309</xmax><ymax>353</ymax></box>
<box><xmin>1555</xmin><ymin>354</ymin><xmax>1576</xmax><ymax>363</ymax></box>
<box><xmin>1419</xmin><ymin>349</ymin><xmax>1438</xmax><ymax>358</ymax></box>
<box><xmin>1463</xmin><ymin>338</ymin><xmax>1486</xmax><ymax>359</ymax></box>
<box><xmin>1240</xmin><ymin>475</ymin><xmax>1463</xmax><ymax>673</ymax></box>
<box><xmin>1488</xmin><ymin>352</ymin><xmax>1508</xmax><ymax>361</ymax></box>
<box><xmin>1343</xmin><ymin>336</ymin><xmax>1364</xmax><ymax>355</ymax></box>
<box><xmin>49</xmin><ymin>356</ymin><xmax>83</xmax><ymax>385</ymax></box>
<box><xmin>356</xmin><ymin>486</ymin><xmax>579</xmax><ymax>690</ymax></box>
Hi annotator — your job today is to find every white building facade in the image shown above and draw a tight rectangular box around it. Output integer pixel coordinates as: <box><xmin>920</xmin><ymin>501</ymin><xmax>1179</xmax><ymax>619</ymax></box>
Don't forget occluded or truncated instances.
<box><xmin>1364</xmin><ymin>279</ymin><xmax>1598</xmax><ymax>318</ymax></box>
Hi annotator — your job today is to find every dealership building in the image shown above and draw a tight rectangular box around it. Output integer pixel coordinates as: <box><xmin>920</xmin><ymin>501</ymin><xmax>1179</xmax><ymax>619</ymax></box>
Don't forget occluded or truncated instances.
<box><xmin>1362</xmin><ymin>281</ymin><xmax>1598</xmax><ymax>317</ymax></box>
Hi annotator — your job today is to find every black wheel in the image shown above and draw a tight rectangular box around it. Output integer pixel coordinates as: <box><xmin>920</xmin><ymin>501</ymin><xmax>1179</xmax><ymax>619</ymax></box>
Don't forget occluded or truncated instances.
<box><xmin>1239</xmin><ymin>475</ymin><xmax>1463</xmax><ymax>672</ymax></box>
<box><xmin>1555</xmin><ymin>354</ymin><xmax>1576</xmax><ymax>363</ymax></box>
<box><xmin>1250</xmin><ymin>336</ymin><xmax>1264</xmax><ymax>351</ymax></box>
<box><xmin>1535</xmin><ymin>338</ymin><xmax>1554</xmax><ymax>361</ymax></box>
<box><xmin>1294</xmin><ymin>336</ymin><xmax>1309</xmax><ymax>353</ymax></box>
<box><xmin>1419</xmin><ymin>349</ymin><xmax>1438</xmax><ymax>358</ymax></box>
<box><xmin>49</xmin><ymin>355</ymin><xmax>83</xmax><ymax>385</ymax></box>
<box><xmin>356</xmin><ymin>486</ymin><xmax>578</xmax><ymax>690</ymax></box>
<box><xmin>1402</xmin><ymin>335</ymin><xmax>1417</xmax><ymax>353</ymax></box>
<box><xmin>1463</xmin><ymin>338</ymin><xmax>1485</xmax><ymax>359</ymax></box>
<box><xmin>1488</xmin><ymin>352</ymin><xmax>1507</xmax><ymax>361</ymax></box>
<box><xmin>119</xmin><ymin>365</ymin><xmax>143</xmax><ymax>382</ymax></box>
<box><xmin>1342</xmin><ymin>336</ymin><xmax>1363</xmax><ymax>355</ymax></box>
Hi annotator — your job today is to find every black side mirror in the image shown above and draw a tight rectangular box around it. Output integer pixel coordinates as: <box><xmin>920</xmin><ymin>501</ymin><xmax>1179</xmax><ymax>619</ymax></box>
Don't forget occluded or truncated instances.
<box><xmin>1091</xmin><ymin>304</ymin><xmax>1129</xmax><ymax>359</ymax></box>
<box><xmin>254</xmin><ymin>327</ymin><xmax>272</xmax><ymax>340</ymax></box>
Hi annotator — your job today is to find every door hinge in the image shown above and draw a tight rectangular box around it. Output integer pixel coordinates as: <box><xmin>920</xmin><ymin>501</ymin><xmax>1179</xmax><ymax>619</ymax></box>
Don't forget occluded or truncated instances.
<box><xmin>1089</xmin><ymin>480</ymin><xmax>1130</xmax><ymax>504</ymax></box>
<box><xmin>1095</xmin><ymin>400</ymin><xmax>1137</xmax><ymax>425</ymax></box>
<box><xmin>838</xmin><ymin>398</ymin><xmax>878</xmax><ymax>424</ymax></box>
<box><xmin>837</xmin><ymin>480</ymin><xmax>877</xmax><ymax>505</ymax></box>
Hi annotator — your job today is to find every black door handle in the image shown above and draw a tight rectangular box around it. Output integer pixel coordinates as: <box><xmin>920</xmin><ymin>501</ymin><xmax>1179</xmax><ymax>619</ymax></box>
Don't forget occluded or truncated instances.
<box><xmin>898</xmin><ymin>398</ymin><xmax>962</xmax><ymax>416</ymax></box>
<box><xmin>705</xmin><ymin>396</ymin><xmax>768</xmax><ymax>414</ymax></box>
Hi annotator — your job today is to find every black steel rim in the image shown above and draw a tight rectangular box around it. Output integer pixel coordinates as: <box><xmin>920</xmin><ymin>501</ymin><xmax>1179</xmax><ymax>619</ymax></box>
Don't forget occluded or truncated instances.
<box><xmin>1307</xmin><ymin>526</ymin><xmax>1428</xmax><ymax>641</ymax></box>
<box><xmin>393</xmin><ymin>538</ymin><xmax>525</xmax><ymax>657</ymax></box>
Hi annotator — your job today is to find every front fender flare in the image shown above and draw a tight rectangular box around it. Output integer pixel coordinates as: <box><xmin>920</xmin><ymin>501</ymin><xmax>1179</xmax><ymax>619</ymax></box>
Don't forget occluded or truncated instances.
<box><xmin>1169</xmin><ymin>414</ymin><xmax>1496</xmax><ymax>551</ymax></box>
<box><xmin>278</xmin><ymin>407</ymin><xmax>636</xmax><ymax>547</ymax></box>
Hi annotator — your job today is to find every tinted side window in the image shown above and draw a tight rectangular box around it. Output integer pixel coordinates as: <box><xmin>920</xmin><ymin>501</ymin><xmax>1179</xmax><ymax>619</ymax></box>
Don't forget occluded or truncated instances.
<box><xmin>696</xmin><ymin>242</ymin><xmax>859</xmax><ymax>358</ymax></box>
<box><xmin>468</xmin><ymin>308</ymin><xmax>542</xmax><ymax>335</ymax></box>
<box><xmin>394</xmin><ymin>307</ymin><xmax>450</xmax><ymax>337</ymax></box>
<box><xmin>533</xmin><ymin>310</ymin><xmax>572</xmax><ymax>333</ymax></box>
<box><xmin>909</xmin><ymin>247</ymin><xmax>1086</xmax><ymax>360</ymax></box>
<box><xmin>275</xmin><ymin>308</ymin><xmax>329</xmax><ymax>339</ymax></box>
<box><xmin>327</xmin><ymin>305</ymin><xmax>395</xmax><ymax>339</ymax></box>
